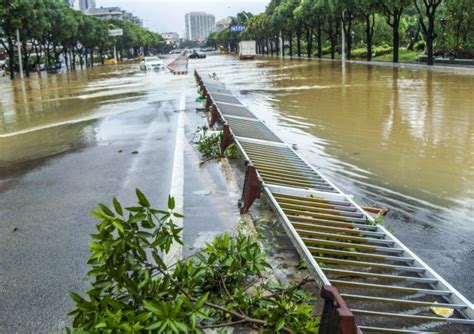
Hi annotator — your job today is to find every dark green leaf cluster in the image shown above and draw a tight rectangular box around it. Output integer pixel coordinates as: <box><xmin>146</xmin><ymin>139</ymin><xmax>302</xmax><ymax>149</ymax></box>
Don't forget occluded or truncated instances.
<box><xmin>196</xmin><ymin>132</ymin><xmax>237</xmax><ymax>161</ymax></box>
<box><xmin>68</xmin><ymin>189</ymin><xmax>320</xmax><ymax>333</ymax></box>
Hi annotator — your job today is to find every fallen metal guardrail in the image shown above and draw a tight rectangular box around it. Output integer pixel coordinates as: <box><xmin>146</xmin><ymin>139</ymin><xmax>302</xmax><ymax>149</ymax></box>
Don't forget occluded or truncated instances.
<box><xmin>194</xmin><ymin>70</ymin><xmax>474</xmax><ymax>333</ymax></box>
<box><xmin>167</xmin><ymin>53</ymin><xmax>188</xmax><ymax>75</ymax></box>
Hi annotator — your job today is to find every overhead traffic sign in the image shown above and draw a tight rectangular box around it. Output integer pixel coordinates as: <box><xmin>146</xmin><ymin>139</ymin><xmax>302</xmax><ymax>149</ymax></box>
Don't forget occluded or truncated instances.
<box><xmin>230</xmin><ymin>25</ymin><xmax>245</xmax><ymax>32</ymax></box>
<box><xmin>108</xmin><ymin>29</ymin><xmax>123</xmax><ymax>37</ymax></box>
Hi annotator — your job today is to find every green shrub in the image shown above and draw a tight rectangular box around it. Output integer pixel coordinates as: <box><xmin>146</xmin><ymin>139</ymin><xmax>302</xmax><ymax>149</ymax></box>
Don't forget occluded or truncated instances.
<box><xmin>196</xmin><ymin>129</ymin><xmax>237</xmax><ymax>161</ymax></box>
<box><xmin>414</xmin><ymin>41</ymin><xmax>426</xmax><ymax>51</ymax></box>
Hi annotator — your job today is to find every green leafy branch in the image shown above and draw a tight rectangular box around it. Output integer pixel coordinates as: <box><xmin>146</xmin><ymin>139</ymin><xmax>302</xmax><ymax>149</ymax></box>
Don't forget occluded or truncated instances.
<box><xmin>68</xmin><ymin>189</ymin><xmax>319</xmax><ymax>333</ymax></box>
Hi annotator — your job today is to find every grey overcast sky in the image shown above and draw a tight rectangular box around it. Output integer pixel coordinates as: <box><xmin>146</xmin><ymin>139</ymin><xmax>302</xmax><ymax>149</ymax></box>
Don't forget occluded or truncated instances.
<box><xmin>96</xmin><ymin>0</ymin><xmax>269</xmax><ymax>36</ymax></box>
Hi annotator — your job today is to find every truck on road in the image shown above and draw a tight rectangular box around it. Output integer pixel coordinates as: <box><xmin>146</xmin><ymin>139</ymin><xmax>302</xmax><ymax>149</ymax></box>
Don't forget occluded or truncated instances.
<box><xmin>239</xmin><ymin>40</ymin><xmax>256</xmax><ymax>60</ymax></box>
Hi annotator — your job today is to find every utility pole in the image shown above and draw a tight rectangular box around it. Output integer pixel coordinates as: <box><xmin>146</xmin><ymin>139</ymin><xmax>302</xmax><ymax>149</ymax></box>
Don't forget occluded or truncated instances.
<box><xmin>16</xmin><ymin>29</ymin><xmax>23</xmax><ymax>79</ymax></box>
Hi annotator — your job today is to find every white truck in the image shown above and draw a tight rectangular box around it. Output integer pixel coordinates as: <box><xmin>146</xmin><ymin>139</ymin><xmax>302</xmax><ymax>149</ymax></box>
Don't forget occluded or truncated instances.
<box><xmin>239</xmin><ymin>40</ymin><xmax>256</xmax><ymax>60</ymax></box>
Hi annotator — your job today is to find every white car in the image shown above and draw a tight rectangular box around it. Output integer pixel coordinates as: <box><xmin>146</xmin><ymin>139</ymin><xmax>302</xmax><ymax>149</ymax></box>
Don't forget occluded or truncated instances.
<box><xmin>140</xmin><ymin>56</ymin><xmax>164</xmax><ymax>71</ymax></box>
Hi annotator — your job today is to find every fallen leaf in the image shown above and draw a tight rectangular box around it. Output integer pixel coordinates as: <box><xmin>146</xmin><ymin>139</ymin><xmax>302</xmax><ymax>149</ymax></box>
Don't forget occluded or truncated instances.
<box><xmin>431</xmin><ymin>303</ymin><xmax>454</xmax><ymax>318</ymax></box>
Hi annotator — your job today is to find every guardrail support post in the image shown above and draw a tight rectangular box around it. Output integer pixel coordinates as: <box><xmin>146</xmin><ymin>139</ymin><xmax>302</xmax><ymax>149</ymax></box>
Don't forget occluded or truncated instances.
<box><xmin>205</xmin><ymin>94</ymin><xmax>212</xmax><ymax>110</ymax></box>
<box><xmin>209</xmin><ymin>104</ymin><xmax>219</xmax><ymax>127</ymax></box>
<box><xmin>319</xmin><ymin>285</ymin><xmax>359</xmax><ymax>334</ymax></box>
<box><xmin>239</xmin><ymin>163</ymin><xmax>262</xmax><ymax>214</ymax></box>
<box><xmin>220</xmin><ymin>124</ymin><xmax>234</xmax><ymax>154</ymax></box>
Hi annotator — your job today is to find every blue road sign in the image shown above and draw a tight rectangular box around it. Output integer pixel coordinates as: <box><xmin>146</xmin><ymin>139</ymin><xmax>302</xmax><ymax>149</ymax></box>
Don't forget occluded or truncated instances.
<box><xmin>230</xmin><ymin>25</ymin><xmax>245</xmax><ymax>32</ymax></box>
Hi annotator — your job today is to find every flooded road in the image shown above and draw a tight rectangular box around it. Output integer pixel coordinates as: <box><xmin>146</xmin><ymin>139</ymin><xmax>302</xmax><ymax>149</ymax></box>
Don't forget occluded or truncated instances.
<box><xmin>0</xmin><ymin>55</ymin><xmax>473</xmax><ymax>332</ymax></box>
<box><xmin>0</xmin><ymin>66</ymin><xmax>149</xmax><ymax>165</ymax></box>
<box><xmin>196</xmin><ymin>55</ymin><xmax>474</xmax><ymax>299</ymax></box>
<box><xmin>0</xmin><ymin>61</ymin><xmax>242</xmax><ymax>332</ymax></box>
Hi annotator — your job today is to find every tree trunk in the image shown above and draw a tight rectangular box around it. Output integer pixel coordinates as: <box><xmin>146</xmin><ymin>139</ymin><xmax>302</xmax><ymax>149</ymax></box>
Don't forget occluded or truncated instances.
<box><xmin>45</xmin><ymin>42</ymin><xmax>51</xmax><ymax>68</ymax></box>
<box><xmin>288</xmin><ymin>32</ymin><xmax>293</xmax><ymax>57</ymax></box>
<box><xmin>22</xmin><ymin>43</ymin><xmax>30</xmax><ymax>77</ymax></box>
<box><xmin>426</xmin><ymin>17</ymin><xmax>435</xmax><ymax>65</ymax></box>
<box><xmin>328</xmin><ymin>25</ymin><xmax>336</xmax><ymax>59</ymax></box>
<box><xmin>296</xmin><ymin>27</ymin><xmax>302</xmax><ymax>57</ymax></box>
<box><xmin>344</xmin><ymin>19</ymin><xmax>353</xmax><ymax>60</ymax></box>
<box><xmin>5</xmin><ymin>38</ymin><xmax>15</xmax><ymax>79</ymax></box>
<box><xmin>306</xmin><ymin>27</ymin><xmax>313</xmax><ymax>58</ymax></box>
<box><xmin>281</xmin><ymin>35</ymin><xmax>285</xmax><ymax>57</ymax></box>
<box><xmin>317</xmin><ymin>23</ymin><xmax>322</xmax><ymax>58</ymax></box>
<box><xmin>34</xmin><ymin>43</ymin><xmax>41</xmax><ymax>65</ymax></box>
<box><xmin>392</xmin><ymin>18</ymin><xmax>400</xmax><ymax>63</ymax></box>
<box><xmin>90</xmin><ymin>50</ymin><xmax>94</xmax><ymax>67</ymax></box>
<box><xmin>365</xmin><ymin>15</ymin><xmax>373</xmax><ymax>61</ymax></box>
<box><xmin>71</xmin><ymin>49</ymin><xmax>76</xmax><ymax>69</ymax></box>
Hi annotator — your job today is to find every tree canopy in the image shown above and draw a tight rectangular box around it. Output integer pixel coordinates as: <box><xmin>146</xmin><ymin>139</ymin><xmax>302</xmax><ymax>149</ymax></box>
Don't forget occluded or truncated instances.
<box><xmin>207</xmin><ymin>0</ymin><xmax>474</xmax><ymax>65</ymax></box>
<box><xmin>0</xmin><ymin>0</ymin><xmax>164</xmax><ymax>79</ymax></box>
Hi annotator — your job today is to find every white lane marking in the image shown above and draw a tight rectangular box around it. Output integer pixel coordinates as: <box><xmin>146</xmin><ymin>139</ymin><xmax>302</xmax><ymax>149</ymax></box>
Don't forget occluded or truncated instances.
<box><xmin>165</xmin><ymin>92</ymin><xmax>186</xmax><ymax>266</ymax></box>
<box><xmin>0</xmin><ymin>109</ymin><xmax>132</xmax><ymax>138</ymax></box>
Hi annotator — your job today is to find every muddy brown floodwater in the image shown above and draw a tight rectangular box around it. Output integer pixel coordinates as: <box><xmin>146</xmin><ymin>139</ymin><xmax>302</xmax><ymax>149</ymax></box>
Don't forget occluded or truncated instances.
<box><xmin>0</xmin><ymin>65</ymin><xmax>148</xmax><ymax>165</ymax></box>
<box><xmin>196</xmin><ymin>55</ymin><xmax>474</xmax><ymax>299</ymax></box>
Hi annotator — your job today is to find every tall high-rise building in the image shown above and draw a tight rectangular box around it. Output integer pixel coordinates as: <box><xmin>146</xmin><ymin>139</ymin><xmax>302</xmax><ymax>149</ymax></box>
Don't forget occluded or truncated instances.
<box><xmin>185</xmin><ymin>12</ymin><xmax>215</xmax><ymax>41</ymax></box>
<box><xmin>79</xmin><ymin>0</ymin><xmax>96</xmax><ymax>12</ymax></box>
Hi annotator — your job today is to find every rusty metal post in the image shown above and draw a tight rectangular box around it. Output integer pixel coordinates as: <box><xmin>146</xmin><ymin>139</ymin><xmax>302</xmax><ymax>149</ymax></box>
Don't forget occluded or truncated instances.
<box><xmin>239</xmin><ymin>163</ymin><xmax>262</xmax><ymax>214</ymax></box>
<box><xmin>205</xmin><ymin>94</ymin><xmax>212</xmax><ymax>109</ymax></box>
<box><xmin>220</xmin><ymin>124</ymin><xmax>234</xmax><ymax>153</ymax></box>
<box><xmin>209</xmin><ymin>104</ymin><xmax>220</xmax><ymax>127</ymax></box>
<box><xmin>319</xmin><ymin>285</ymin><xmax>359</xmax><ymax>334</ymax></box>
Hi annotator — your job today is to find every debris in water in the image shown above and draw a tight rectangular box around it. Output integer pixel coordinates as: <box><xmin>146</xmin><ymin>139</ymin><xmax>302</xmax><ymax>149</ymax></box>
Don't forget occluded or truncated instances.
<box><xmin>193</xmin><ymin>190</ymin><xmax>211</xmax><ymax>196</ymax></box>
<box><xmin>131</xmin><ymin>151</ymin><xmax>139</xmax><ymax>154</ymax></box>
<box><xmin>12</xmin><ymin>227</ymin><xmax>18</xmax><ymax>232</ymax></box>
<box><xmin>118</xmin><ymin>150</ymin><xmax>123</xmax><ymax>153</ymax></box>
<box><xmin>431</xmin><ymin>303</ymin><xmax>454</xmax><ymax>318</ymax></box>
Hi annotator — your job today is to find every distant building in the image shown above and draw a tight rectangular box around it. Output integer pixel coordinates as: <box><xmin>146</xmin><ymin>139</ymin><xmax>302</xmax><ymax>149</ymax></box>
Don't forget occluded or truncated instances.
<box><xmin>185</xmin><ymin>12</ymin><xmax>215</xmax><ymax>41</ymax></box>
<box><xmin>78</xmin><ymin>0</ymin><xmax>95</xmax><ymax>13</ymax></box>
<box><xmin>214</xmin><ymin>17</ymin><xmax>232</xmax><ymax>32</ymax></box>
<box><xmin>161</xmin><ymin>32</ymin><xmax>180</xmax><ymax>46</ymax></box>
<box><xmin>86</xmin><ymin>7</ymin><xmax>143</xmax><ymax>27</ymax></box>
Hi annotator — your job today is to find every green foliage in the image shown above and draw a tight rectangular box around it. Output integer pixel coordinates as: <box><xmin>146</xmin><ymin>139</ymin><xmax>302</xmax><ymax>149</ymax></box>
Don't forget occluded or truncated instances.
<box><xmin>196</xmin><ymin>130</ymin><xmax>238</xmax><ymax>161</ymax></box>
<box><xmin>0</xmin><ymin>0</ymin><xmax>163</xmax><ymax>78</ymax></box>
<box><xmin>68</xmin><ymin>190</ymin><xmax>320</xmax><ymax>333</ymax></box>
<box><xmin>222</xmin><ymin>0</ymin><xmax>474</xmax><ymax>63</ymax></box>
<box><xmin>414</xmin><ymin>40</ymin><xmax>426</xmax><ymax>51</ymax></box>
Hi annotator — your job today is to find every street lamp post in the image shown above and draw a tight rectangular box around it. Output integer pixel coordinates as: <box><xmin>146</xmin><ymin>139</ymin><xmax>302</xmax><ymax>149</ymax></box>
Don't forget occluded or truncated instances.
<box><xmin>16</xmin><ymin>29</ymin><xmax>23</xmax><ymax>79</ymax></box>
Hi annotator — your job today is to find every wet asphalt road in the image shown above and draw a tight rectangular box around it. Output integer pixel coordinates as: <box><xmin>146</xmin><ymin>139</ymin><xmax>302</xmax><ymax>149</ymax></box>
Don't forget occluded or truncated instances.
<box><xmin>0</xmin><ymin>65</ymin><xmax>242</xmax><ymax>333</ymax></box>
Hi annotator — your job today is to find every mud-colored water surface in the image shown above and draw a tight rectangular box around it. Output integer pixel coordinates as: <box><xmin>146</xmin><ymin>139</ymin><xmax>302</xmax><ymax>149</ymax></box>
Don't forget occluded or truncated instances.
<box><xmin>0</xmin><ymin>65</ymin><xmax>150</xmax><ymax>165</ymax></box>
<box><xmin>198</xmin><ymin>56</ymin><xmax>474</xmax><ymax>226</ymax></box>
